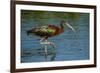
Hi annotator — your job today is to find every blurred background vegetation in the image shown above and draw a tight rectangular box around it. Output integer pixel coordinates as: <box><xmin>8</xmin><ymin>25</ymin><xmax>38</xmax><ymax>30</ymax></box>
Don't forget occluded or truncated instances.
<box><xmin>21</xmin><ymin>10</ymin><xmax>80</xmax><ymax>27</ymax></box>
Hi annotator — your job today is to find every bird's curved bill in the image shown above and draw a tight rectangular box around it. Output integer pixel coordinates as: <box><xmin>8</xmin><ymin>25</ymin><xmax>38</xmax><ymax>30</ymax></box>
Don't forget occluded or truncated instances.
<box><xmin>65</xmin><ymin>22</ymin><xmax>76</xmax><ymax>32</ymax></box>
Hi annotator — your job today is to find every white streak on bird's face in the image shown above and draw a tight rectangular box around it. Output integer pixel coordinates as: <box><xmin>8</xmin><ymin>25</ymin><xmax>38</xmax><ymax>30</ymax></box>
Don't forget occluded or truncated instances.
<box><xmin>65</xmin><ymin>22</ymin><xmax>76</xmax><ymax>33</ymax></box>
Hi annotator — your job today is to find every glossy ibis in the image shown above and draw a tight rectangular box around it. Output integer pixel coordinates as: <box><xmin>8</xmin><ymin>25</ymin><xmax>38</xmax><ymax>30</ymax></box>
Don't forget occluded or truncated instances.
<box><xmin>27</xmin><ymin>20</ymin><xmax>75</xmax><ymax>61</ymax></box>
<box><xmin>27</xmin><ymin>20</ymin><xmax>75</xmax><ymax>42</ymax></box>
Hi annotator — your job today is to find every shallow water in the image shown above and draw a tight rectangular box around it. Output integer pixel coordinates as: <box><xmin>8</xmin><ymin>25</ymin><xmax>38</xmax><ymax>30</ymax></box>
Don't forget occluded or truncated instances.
<box><xmin>21</xmin><ymin>10</ymin><xmax>89</xmax><ymax>63</ymax></box>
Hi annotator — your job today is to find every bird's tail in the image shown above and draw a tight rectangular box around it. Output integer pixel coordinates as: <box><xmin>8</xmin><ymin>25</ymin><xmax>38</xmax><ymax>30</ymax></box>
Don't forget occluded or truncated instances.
<box><xmin>27</xmin><ymin>30</ymin><xmax>30</xmax><ymax>35</ymax></box>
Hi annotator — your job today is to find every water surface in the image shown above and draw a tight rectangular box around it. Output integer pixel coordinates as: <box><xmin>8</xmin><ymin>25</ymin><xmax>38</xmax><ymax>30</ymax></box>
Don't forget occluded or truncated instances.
<box><xmin>21</xmin><ymin>10</ymin><xmax>89</xmax><ymax>63</ymax></box>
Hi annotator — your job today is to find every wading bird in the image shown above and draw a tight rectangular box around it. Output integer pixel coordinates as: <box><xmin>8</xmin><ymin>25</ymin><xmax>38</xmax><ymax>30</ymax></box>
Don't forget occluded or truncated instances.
<box><xmin>27</xmin><ymin>20</ymin><xmax>75</xmax><ymax>42</ymax></box>
<box><xmin>27</xmin><ymin>20</ymin><xmax>75</xmax><ymax>60</ymax></box>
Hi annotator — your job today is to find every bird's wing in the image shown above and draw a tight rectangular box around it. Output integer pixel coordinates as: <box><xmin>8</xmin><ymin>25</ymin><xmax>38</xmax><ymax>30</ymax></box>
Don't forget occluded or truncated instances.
<box><xmin>47</xmin><ymin>28</ymin><xmax>56</xmax><ymax>34</ymax></box>
<box><xmin>40</xmin><ymin>27</ymin><xmax>56</xmax><ymax>34</ymax></box>
<box><xmin>39</xmin><ymin>26</ymin><xmax>48</xmax><ymax>33</ymax></box>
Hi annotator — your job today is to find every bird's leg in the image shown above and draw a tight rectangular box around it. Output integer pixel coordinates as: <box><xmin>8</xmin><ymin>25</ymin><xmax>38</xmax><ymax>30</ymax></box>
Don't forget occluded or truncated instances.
<box><xmin>40</xmin><ymin>38</ymin><xmax>55</xmax><ymax>46</ymax></box>
<box><xmin>44</xmin><ymin>44</ymin><xmax>48</xmax><ymax>61</ymax></box>
<box><xmin>45</xmin><ymin>39</ymin><xmax>48</xmax><ymax>43</ymax></box>
<box><xmin>40</xmin><ymin>39</ymin><xmax>56</xmax><ymax>61</ymax></box>
<box><xmin>40</xmin><ymin>39</ymin><xmax>48</xmax><ymax>61</ymax></box>
<box><xmin>40</xmin><ymin>36</ymin><xmax>48</xmax><ymax>43</ymax></box>
<box><xmin>44</xmin><ymin>39</ymin><xmax>48</xmax><ymax>55</ymax></box>
<box><xmin>49</xmin><ymin>42</ymin><xmax>56</xmax><ymax>61</ymax></box>
<box><xmin>44</xmin><ymin>40</ymin><xmax>56</xmax><ymax>61</ymax></box>
<box><xmin>49</xmin><ymin>42</ymin><xmax>56</xmax><ymax>49</ymax></box>
<box><xmin>40</xmin><ymin>38</ymin><xmax>45</xmax><ymax>43</ymax></box>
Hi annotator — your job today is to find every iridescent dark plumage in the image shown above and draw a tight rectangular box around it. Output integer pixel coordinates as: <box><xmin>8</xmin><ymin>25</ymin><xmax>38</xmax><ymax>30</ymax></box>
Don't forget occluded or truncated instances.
<box><xmin>27</xmin><ymin>20</ymin><xmax>75</xmax><ymax>60</ymax></box>
<box><xmin>27</xmin><ymin>20</ymin><xmax>75</xmax><ymax>40</ymax></box>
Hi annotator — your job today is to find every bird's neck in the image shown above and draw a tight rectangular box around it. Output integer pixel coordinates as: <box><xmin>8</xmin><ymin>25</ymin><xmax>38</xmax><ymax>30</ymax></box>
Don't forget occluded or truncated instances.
<box><xmin>60</xmin><ymin>20</ymin><xmax>64</xmax><ymax>30</ymax></box>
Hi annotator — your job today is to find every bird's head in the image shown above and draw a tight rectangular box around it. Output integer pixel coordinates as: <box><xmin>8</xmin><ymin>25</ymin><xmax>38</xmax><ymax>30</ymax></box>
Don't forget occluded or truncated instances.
<box><xmin>60</xmin><ymin>20</ymin><xmax>76</xmax><ymax>33</ymax></box>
